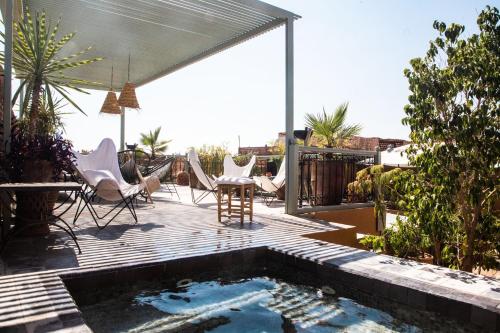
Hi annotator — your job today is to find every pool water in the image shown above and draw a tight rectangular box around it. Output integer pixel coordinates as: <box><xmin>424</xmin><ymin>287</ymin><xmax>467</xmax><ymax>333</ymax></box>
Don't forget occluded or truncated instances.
<box><xmin>81</xmin><ymin>277</ymin><xmax>420</xmax><ymax>332</ymax></box>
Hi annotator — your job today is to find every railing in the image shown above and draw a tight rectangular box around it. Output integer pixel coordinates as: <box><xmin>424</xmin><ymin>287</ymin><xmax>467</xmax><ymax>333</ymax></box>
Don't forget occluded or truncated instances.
<box><xmin>171</xmin><ymin>148</ymin><xmax>379</xmax><ymax>213</ymax></box>
<box><xmin>296</xmin><ymin>146</ymin><xmax>378</xmax><ymax>212</ymax></box>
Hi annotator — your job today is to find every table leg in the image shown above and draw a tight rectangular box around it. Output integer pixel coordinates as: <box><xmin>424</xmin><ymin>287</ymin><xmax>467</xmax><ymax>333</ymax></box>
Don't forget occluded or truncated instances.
<box><xmin>240</xmin><ymin>185</ymin><xmax>244</xmax><ymax>224</ymax></box>
<box><xmin>228</xmin><ymin>185</ymin><xmax>232</xmax><ymax>216</ymax></box>
<box><xmin>217</xmin><ymin>186</ymin><xmax>222</xmax><ymax>223</ymax></box>
<box><xmin>249</xmin><ymin>184</ymin><xmax>254</xmax><ymax>222</ymax></box>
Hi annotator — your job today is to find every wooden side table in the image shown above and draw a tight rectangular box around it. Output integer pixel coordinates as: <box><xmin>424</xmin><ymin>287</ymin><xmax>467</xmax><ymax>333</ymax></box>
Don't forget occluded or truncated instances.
<box><xmin>215</xmin><ymin>177</ymin><xmax>255</xmax><ymax>224</ymax></box>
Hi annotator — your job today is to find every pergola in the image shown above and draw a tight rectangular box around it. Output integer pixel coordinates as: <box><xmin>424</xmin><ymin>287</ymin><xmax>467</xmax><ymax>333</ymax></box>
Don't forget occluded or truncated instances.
<box><xmin>1</xmin><ymin>0</ymin><xmax>300</xmax><ymax>213</ymax></box>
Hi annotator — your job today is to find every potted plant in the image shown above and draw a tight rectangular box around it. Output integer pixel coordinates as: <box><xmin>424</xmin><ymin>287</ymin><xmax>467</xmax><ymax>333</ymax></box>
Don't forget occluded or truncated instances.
<box><xmin>305</xmin><ymin>103</ymin><xmax>362</xmax><ymax>205</ymax></box>
<box><xmin>1</xmin><ymin>10</ymin><xmax>102</xmax><ymax>235</ymax></box>
<box><xmin>347</xmin><ymin>165</ymin><xmax>403</xmax><ymax>233</ymax></box>
<box><xmin>8</xmin><ymin>131</ymin><xmax>75</xmax><ymax>235</ymax></box>
<box><xmin>140</xmin><ymin>127</ymin><xmax>171</xmax><ymax>159</ymax></box>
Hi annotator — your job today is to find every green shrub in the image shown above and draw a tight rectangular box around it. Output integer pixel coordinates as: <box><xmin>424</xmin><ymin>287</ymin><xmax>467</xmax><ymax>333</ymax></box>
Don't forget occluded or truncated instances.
<box><xmin>359</xmin><ymin>235</ymin><xmax>384</xmax><ymax>253</ymax></box>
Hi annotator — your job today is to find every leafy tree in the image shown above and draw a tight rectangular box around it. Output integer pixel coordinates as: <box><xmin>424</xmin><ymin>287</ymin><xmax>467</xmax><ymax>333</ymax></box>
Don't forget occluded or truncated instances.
<box><xmin>140</xmin><ymin>127</ymin><xmax>171</xmax><ymax>159</ymax></box>
<box><xmin>305</xmin><ymin>103</ymin><xmax>362</xmax><ymax>147</ymax></box>
<box><xmin>391</xmin><ymin>170</ymin><xmax>455</xmax><ymax>265</ymax></box>
<box><xmin>401</xmin><ymin>6</ymin><xmax>499</xmax><ymax>272</ymax></box>
<box><xmin>0</xmin><ymin>10</ymin><xmax>102</xmax><ymax>135</ymax></box>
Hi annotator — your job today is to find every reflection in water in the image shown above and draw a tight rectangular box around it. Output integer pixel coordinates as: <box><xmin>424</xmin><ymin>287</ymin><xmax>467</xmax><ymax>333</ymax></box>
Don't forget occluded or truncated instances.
<box><xmin>127</xmin><ymin>278</ymin><xmax>419</xmax><ymax>333</ymax></box>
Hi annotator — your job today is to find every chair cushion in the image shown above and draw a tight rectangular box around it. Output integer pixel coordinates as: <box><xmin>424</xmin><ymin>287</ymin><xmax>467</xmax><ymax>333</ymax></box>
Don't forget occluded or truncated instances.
<box><xmin>215</xmin><ymin>176</ymin><xmax>255</xmax><ymax>185</ymax></box>
<box><xmin>145</xmin><ymin>175</ymin><xmax>161</xmax><ymax>193</ymax></box>
<box><xmin>82</xmin><ymin>169</ymin><xmax>116</xmax><ymax>187</ymax></box>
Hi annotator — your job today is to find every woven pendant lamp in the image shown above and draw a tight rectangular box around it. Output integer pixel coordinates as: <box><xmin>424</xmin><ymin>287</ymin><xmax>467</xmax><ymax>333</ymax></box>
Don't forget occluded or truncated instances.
<box><xmin>118</xmin><ymin>55</ymin><xmax>140</xmax><ymax>109</ymax></box>
<box><xmin>100</xmin><ymin>66</ymin><xmax>121</xmax><ymax>115</ymax></box>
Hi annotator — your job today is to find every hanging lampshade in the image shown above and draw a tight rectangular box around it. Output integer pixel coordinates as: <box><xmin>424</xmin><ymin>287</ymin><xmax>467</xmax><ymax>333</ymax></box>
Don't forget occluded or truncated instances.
<box><xmin>118</xmin><ymin>54</ymin><xmax>140</xmax><ymax>109</ymax></box>
<box><xmin>100</xmin><ymin>90</ymin><xmax>121</xmax><ymax>114</ymax></box>
<box><xmin>118</xmin><ymin>81</ymin><xmax>140</xmax><ymax>109</ymax></box>
<box><xmin>100</xmin><ymin>66</ymin><xmax>122</xmax><ymax>115</ymax></box>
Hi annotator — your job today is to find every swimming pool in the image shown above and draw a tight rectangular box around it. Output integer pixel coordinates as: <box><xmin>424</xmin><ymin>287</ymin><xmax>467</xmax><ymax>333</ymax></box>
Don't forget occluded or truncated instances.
<box><xmin>81</xmin><ymin>276</ymin><xmax>421</xmax><ymax>333</ymax></box>
<box><xmin>68</xmin><ymin>248</ymin><xmax>484</xmax><ymax>332</ymax></box>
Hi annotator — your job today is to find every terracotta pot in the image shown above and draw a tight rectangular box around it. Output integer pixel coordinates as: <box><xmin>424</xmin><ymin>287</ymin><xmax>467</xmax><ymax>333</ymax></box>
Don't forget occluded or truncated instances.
<box><xmin>176</xmin><ymin>171</ymin><xmax>190</xmax><ymax>186</ymax></box>
<box><xmin>47</xmin><ymin>190</ymin><xmax>59</xmax><ymax>211</ymax></box>
<box><xmin>412</xmin><ymin>253</ymin><xmax>434</xmax><ymax>265</ymax></box>
<box><xmin>15</xmin><ymin>159</ymin><xmax>54</xmax><ymax>236</ymax></box>
<box><xmin>310</xmin><ymin>159</ymin><xmax>345</xmax><ymax>206</ymax></box>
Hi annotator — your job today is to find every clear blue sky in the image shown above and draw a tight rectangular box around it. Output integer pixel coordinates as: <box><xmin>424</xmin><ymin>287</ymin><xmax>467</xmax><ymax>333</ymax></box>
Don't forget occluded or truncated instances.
<box><xmin>13</xmin><ymin>0</ymin><xmax>500</xmax><ymax>153</ymax></box>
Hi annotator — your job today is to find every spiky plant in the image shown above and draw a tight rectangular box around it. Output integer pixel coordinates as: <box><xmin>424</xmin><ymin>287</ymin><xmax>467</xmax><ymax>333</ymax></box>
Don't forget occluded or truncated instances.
<box><xmin>0</xmin><ymin>9</ymin><xmax>103</xmax><ymax>135</ymax></box>
<box><xmin>305</xmin><ymin>102</ymin><xmax>362</xmax><ymax>147</ymax></box>
<box><xmin>140</xmin><ymin>127</ymin><xmax>171</xmax><ymax>159</ymax></box>
<box><xmin>18</xmin><ymin>90</ymin><xmax>68</xmax><ymax>136</ymax></box>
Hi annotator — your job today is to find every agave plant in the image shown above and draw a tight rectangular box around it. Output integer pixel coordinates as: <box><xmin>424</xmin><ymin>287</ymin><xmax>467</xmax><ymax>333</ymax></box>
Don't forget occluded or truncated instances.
<box><xmin>140</xmin><ymin>127</ymin><xmax>171</xmax><ymax>159</ymax></box>
<box><xmin>0</xmin><ymin>9</ymin><xmax>103</xmax><ymax>134</ymax></box>
<box><xmin>305</xmin><ymin>103</ymin><xmax>362</xmax><ymax>147</ymax></box>
<box><xmin>17</xmin><ymin>90</ymin><xmax>68</xmax><ymax>137</ymax></box>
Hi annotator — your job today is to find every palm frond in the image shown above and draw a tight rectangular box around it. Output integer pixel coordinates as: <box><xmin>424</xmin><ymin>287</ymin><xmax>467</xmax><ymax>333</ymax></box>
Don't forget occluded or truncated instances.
<box><xmin>305</xmin><ymin>102</ymin><xmax>362</xmax><ymax>147</ymax></box>
<box><xmin>1</xmin><ymin>9</ymin><xmax>103</xmax><ymax>134</ymax></box>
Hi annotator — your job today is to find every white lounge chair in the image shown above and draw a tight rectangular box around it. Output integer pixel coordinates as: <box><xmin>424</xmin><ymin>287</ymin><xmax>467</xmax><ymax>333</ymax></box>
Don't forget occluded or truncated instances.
<box><xmin>223</xmin><ymin>155</ymin><xmax>256</xmax><ymax>177</ymax></box>
<box><xmin>187</xmin><ymin>149</ymin><xmax>218</xmax><ymax>204</ymax></box>
<box><xmin>253</xmin><ymin>158</ymin><xmax>286</xmax><ymax>206</ymax></box>
<box><xmin>72</xmin><ymin>138</ymin><xmax>158</xmax><ymax>229</ymax></box>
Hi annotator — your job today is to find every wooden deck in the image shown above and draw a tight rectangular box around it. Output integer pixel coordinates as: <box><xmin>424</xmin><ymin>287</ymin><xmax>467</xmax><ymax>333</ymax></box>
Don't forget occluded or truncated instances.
<box><xmin>0</xmin><ymin>186</ymin><xmax>499</xmax><ymax>332</ymax></box>
<box><xmin>0</xmin><ymin>191</ymin><xmax>351</xmax><ymax>275</ymax></box>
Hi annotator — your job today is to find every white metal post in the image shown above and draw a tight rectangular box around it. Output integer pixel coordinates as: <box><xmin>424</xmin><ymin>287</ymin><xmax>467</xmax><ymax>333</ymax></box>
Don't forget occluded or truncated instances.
<box><xmin>3</xmin><ymin>0</ymin><xmax>13</xmax><ymax>153</ymax></box>
<box><xmin>120</xmin><ymin>106</ymin><xmax>125</xmax><ymax>150</ymax></box>
<box><xmin>285</xmin><ymin>17</ymin><xmax>297</xmax><ymax>215</ymax></box>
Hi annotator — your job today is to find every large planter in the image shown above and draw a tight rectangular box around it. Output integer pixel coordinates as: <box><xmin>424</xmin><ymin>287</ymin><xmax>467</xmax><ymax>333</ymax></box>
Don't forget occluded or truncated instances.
<box><xmin>176</xmin><ymin>171</ymin><xmax>189</xmax><ymax>186</ymax></box>
<box><xmin>309</xmin><ymin>159</ymin><xmax>345</xmax><ymax>206</ymax></box>
<box><xmin>15</xmin><ymin>159</ymin><xmax>53</xmax><ymax>236</ymax></box>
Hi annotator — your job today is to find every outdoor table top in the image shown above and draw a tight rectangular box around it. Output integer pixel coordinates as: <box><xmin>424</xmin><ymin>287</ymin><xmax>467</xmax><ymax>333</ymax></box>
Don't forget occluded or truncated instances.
<box><xmin>0</xmin><ymin>182</ymin><xmax>82</xmax><ymax>192</ymax></box>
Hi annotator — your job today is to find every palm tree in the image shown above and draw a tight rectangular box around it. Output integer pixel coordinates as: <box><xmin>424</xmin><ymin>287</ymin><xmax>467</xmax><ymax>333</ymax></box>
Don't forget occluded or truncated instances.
<box><xmin>305</xmin><ymin>102</ymin><xmax>362</xmax><ymax>147</ymax></box>
<box><xmin>0</xmin><ymin>10</ymin><xmax>103</xmax><ymax>135</ymax></box>
<box><xmin>140</xmin><ymin>127</ymin><xmax>171</xmax><ymax>159</ymax></box>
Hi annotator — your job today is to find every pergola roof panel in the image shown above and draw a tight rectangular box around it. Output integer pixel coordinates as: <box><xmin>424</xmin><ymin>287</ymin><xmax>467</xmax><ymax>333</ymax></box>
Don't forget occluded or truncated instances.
<box><xmin>20</xmin><ymin>0</ymin><xmax>299</xmax><ymax>90</ymax></box>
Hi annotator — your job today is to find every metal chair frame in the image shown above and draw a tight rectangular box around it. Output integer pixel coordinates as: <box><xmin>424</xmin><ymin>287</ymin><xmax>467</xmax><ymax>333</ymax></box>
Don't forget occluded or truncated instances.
<box><xmin>72</xmin><ymin>184</ymin><xmax>138</xmax><ymax>230</ymax></box>
<box><xmin>188</xmin><ymin>162</ymin><xmax>218</xmax><ymax>204</ymax></box>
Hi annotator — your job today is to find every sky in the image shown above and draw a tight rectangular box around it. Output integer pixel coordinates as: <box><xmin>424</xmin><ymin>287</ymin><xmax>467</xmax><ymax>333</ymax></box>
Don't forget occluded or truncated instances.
<box><xmin>7</xmin><ymin>0</ymin><xmax>499</xmax><ymax>153</ymax></box>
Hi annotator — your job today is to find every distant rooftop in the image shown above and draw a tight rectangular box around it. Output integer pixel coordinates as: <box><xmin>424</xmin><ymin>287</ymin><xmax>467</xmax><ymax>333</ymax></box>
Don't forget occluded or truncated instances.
<box><xmin>277</xmin><ymin>132</ymin><xmax>409</xmax><ymax>152</ymax></box>
<box><xmin>343</xmin><ymin>136</ymin><xmax>410</xmax><ymax>151</ymax></box>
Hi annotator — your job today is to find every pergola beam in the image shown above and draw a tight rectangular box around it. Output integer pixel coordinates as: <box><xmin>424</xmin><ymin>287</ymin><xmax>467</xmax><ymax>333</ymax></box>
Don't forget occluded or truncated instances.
<box><xmin>136</xmin><ymin>17</ymin><xmax>286</xmax><ymax>87</ymax></box>
<box><xmin>20</xmin><ymin>0</ymin><xmax>300</xmax><ymax>91</ymax></box>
